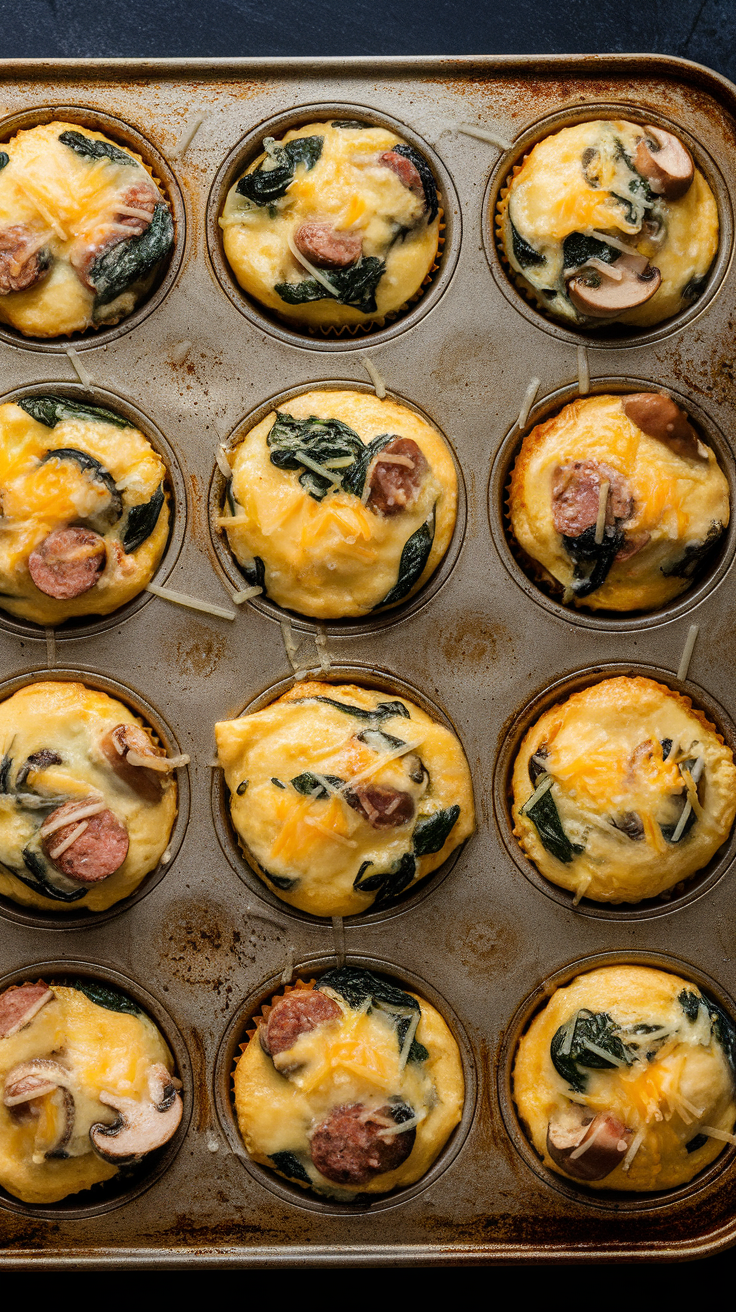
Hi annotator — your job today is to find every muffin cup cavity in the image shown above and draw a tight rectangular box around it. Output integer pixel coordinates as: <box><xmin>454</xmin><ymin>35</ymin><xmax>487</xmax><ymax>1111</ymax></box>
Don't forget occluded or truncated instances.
<box><xmin>483</xmin><ymin>104</ymin><xmax>733</xmax><ymax>349</ymax></box>
<box><xmin>0</xmin><ymin>105</ymin><xmax>185</xmax><ymax>351</ymax></box>
<box><xmin>0</xmin><ymin>959</ymin><xmax>191</xmax><ymax>1219</ymax></box>
<box><xmin>493</xmin><ymin>661</ymin><xmax>736</xmax><ymax>921</ymax></box>
<box><xmin>206</xmin><ymin>104</ymin><xmax>460</xmax><ymax>352</ymax></box>
<box><xmin>0</xmin><ymin>381</ymin><xmax>186</xmax><ymax>642</ymax></box>
<box><xmin>0</xmin><ymin>667</ymin><xmax>189</xmax><ymax>931</ymax></box>
<box><xmin>498</xmin><ymin>950</ymin><xmax>736</xmax><ymax>1211</ymax></box>
<box><xmin>211</xmin><ymin>663</ymin><xmax>474</xmax><ymax>926</ymax></box>
<box><xmin>489</xmin><ymin>377</ymin><xmax>736</xmax><ymax>632</ymax></box>
<box><xmin>213</xmin><ymin>953</ymin><xmax>475</xmax><ymax>1215</ymax></box>
<box><xmin>208</xmin><ymin>379</ymin><xmax>466</xmax><ymax>635</ymax></box>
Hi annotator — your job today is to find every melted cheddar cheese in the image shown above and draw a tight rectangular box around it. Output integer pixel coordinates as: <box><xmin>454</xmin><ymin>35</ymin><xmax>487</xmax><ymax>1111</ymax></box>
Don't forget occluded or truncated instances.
<box><xmin>221</xmin><ymin>390</ymin><xmax>456</xmax><ymax>618</ymax></box>
<box><xmin>220</xmin><ymin>121</ymin><xmax>440</xmax><ymax>329</ymax></box>
<box><xmin>215</xmin><ymin>680</ymin><xmax>474</xmax><ymax>917</ymax></box>
<box><xmin>514</xmin><ymin>965</ymin><xmax>736</xmax><ymax>1191</ymax></box>
<box><xmin>512</xmin><ymin>677</ymin><xmax>736</xmax><ymax>904</ymax></box>
<box><xmin>499</xmin><ymin>120</ymin><xmax>718</xmax><ymax>328</ymax></box>
<box><xmin>0</xmin><ymin>681</ymin><xmax>177</xmax><ymax>913</ymax></box>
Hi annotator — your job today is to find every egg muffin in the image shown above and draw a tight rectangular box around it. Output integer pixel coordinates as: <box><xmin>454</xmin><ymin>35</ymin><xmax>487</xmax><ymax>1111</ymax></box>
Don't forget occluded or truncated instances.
<box><xmin>215</xmin><ymin>680</ymin><xmax>474</xmax><ymax>917</ymax></box>
<box><xmin>508</xmin><ymin>393</ymin><xmax>729</xmax><ymax>612</ymax></box>
<box><xmin>0</xmin><ymin>681</ymin><xmax>183</xmax><ymax>913</ymax></box>
<box><xmin>0</xmin><ymin>121</ymin><xmax>173</xmax><ymax>337</ymax></box>
<box><xmin>234</xmin><ymin>967</ymin><xmax>463</xmax><ymax>1200</ymax></box>
<box><xmin>0</xmin><ymin>977</ymin><xmax>183</xmax><ymax>1204</ymax></box>
<box><xmin>498</xmin><ymin>120</ymin><xmax>718</xmax><ymax>328</ymax></box>
<box><xmin>0</xmin><ymin>396</ymin><xmax>170</xmax><ymax>627</ymax></box>
<box><xmin>511</xmin><ymin>677</ymin><xmax>736</xmax><ymax>905</ymax></box>
<box><xmin>219</xmin><ymin>390</ymin><xmax>456</xmax><ymax>619</ymax></box>
<box><xmin>219</xmin><ymin>120</ymin><xmax>440</xmax><ymax>330</ymax></box>
<box><xmin>513</xmin><ymin>964</ymin><xmax>736</xmax><ymax>1192</ymax></box>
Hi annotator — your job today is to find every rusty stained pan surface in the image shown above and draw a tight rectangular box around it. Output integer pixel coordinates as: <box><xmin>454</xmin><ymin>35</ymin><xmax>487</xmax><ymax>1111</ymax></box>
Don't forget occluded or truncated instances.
<box><xmin>0</xmin><ymin>54</ymin><xmax>736</xmax><ymax>1267</ymax></box>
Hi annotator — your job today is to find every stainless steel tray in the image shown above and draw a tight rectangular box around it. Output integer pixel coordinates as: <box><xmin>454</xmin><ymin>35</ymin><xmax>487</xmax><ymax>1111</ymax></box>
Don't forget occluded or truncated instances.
<box><xmin>1</xmin><ymin>53</ymin><xmax>736</xmax><ymax>1268</ymax></box>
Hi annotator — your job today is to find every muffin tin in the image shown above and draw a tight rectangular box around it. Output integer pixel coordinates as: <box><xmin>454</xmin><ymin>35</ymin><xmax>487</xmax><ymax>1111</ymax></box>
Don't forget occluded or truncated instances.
<box><xmin>1</xmin><ymin>53</ymin><xmax>736</xmax><ymax>1267</ymax></box>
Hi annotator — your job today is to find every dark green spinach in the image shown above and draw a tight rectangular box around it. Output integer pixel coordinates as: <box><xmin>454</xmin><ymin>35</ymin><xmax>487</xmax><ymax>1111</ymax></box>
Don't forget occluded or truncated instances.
<box><xmin>19</xmin><ymin>849</ymin><xmax>87</xmax><ymax>903</ymax></box>
<box><xmin>235</xmin><ymin>135</ymin><xmax>323</xmax><ymax>205</ymax></box>
<box><xmin>71</xmin><ymin>980</ymin><xmax>142</xmax><ymax>1015</ymax></box>
<box><xmin>267</xmin><ymin>412</ymin><xmax>364</xmax><ymax>501</ymax></box>
<box><xmin>661</xmin><ymin>523</ymin><xmax>723</xmax><ymax>580</ymax></box>
<box><xmin>90</xmin><ymin>203</ymin><xmax>174</xmax><ymax>307</ymax></box>
<box><xmin>297</xmin><ymin>696</ymin><xmax>410</xmax><ymax>723</ymax></box>
<box><xmin>562</xmin><ymin>232</ymin><xmax>619</xmax><ymax>271</ymax></box>
<box><xmin>331</xmin><ymin>119</ymin><xmax>371</xmax><ymax>129</ymax></box>
<box><xmin>0</xmin><ymin>754</ymin><xmax>12</xmax><ymax>792</ymax></box>
<box><xmin>375</xmin><ymin>509</ymin><xmax>435</xmax><ymax>609</ymax></box>
<box><xmin>275</xmin><ymin>256</ymin><xmax>386</xmax><ymax>314</ymax></box>
<box><xmin>562</xmin><ymin>523</ymin><xmax>625</xmax><ymax>598</ymax></box>
<box><xmin>679</xmin><ymin>988</ymin><xmax>736</xmax><ymax>1072</ymax></box>
<box><xmin>340</xmin><ymin>434</ymin><xmax>394</xmax><ymax>499</ymax></box>
<box><xmin>318</xmin><ymin>966</ymin><xmax>428</xmax><ymax>1062</ymax></box>
<box><xmin>40</xmin><ymin>446</ymin><xmax>122</xmax><ymax>527</ymax></box>
<box><xmin>510</xmin><ymin>221</ymin><xmax>545</xmax><ymax>268</ymax></box>
<box><xmin>551</xmin><ymin>1009</ymin><xmax>633</xmax><ymax>1092</ymax></box>
<box><xmin>523</xmin><ymin>785</ymin><xmax>583</xmax><ymax>865</ymax></box>
<box><xmin>19</xmin><ymin>396</ymin><xmax>131</xmax><ymax>430</ymax></box>
<box><xmin>58</xmin><ymin>129</ymin><xmax>136</xmax><ymax>167</ymax></box>
<box><xmin>413</xmin><ymin>805</ymin><xmax>460</xmax><ymax>856</ymax></box>
<box><xmin>686</xmin><ymin>1133</ymin><xmax>708</xmax><ymax>1154</ymax></box>
<box><xmin>122</xmin><ymin>484</ymin><xmax>165</xmax><ymax>553</ymax></box>
<box><xmin>0</xmin><ymin>152</ymin><xmax>8</xmax><ymax>170</ymax></box>
<box><xmin>270</xmin><ymin>1150</ymin><xmax>311</xmax><ymax>1183</ymax></box>
<box><xmin>290</xmin><ymin>771</ymin><xmax>344</xmax><ymax>798</ymax></box>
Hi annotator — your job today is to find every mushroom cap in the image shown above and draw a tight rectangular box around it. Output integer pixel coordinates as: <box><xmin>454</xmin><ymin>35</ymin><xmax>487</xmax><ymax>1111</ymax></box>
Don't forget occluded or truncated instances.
<box><xmin>567</xmin><ymin>255</ymin><xmax>661</xmax><ymax>318</ymax></box>
<box><xmin>634</xmin><ymin>125</ymin><xmax>694</xmax><ymax>201</ymax></box>
<box><xmin>89</xmin><ymin>1062</ymin><xmax>183</xmax><ymax>1164</ymax></box>
<box><xmin>622</xmin><ymin>393</ymin><xmax>708</xmax><ymax>462</ymax></box>
<box><xmin>3</xmin><ymin>1059</ymin><xmax>75</xmax><ymax>1158</ymax></box>
<box><xmin>547</xmin><ymin>1104</ymin><xmax>632</xmax><ymax>1181</ymax></box>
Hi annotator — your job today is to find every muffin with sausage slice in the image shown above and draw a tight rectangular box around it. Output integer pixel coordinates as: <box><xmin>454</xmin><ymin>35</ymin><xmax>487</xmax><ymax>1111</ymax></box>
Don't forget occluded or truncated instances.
<box><xmin>218</xmin><ymin>389</ymin><xmax>456</xmax><ymax>618</ymax></box>
<box><xmin>234</xmin><ymin>967</ymin><xmax>463</xmax><ymax>1199</ymax></box>
<box><xmin>513</xmin><ymin>964</ymin><xmax>736</xmax><ymax>1191</ymax></box>
<box><xmin>0</xmin><ymin>395</ymin><xmax>170</xmax><ymax>626</ymax></box>
<box><xmin>0</xmin><ymin>977</ymin><xmax>183</xmax><ymax>1204</ymax></box>
<box><xmin>219</xmin><ymin>120</ymin><xmax>441</xmax><ymax>331</ymax></box>
<box><xmin>511</xmin><ymin>676</ymin><xmax>736</xmax><ymax>905</ymax></box>
<box><xmin>215</xmin><ymin>680</ymin><xmax>474</xmax><ymax>917</ymax></box>
<box><xmin>0</xmin><ymin>680</ymin><xmax>184</xmax><ymax>913</ymax></box>
<box><xmin>0</xmin><ymin>121</ymin><xmax>173</xmax><ymax>337</ymax></box>
<box><xmin>508</xmin><ymin>392</ymin><xmax>729</xmax><ymax>612</ymax></box>
<box><xmin>498</xmin><ymin>119</ymin><xmax>718</xmax><ymax>329</ymax></box>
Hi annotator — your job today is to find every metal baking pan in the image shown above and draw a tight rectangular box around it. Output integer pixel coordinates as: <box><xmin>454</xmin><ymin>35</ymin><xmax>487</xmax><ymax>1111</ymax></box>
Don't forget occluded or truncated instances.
<box><xmin>1</xmin><ymin>53</ymin><xmax>736</xmax><ymax>1268</ymax></box>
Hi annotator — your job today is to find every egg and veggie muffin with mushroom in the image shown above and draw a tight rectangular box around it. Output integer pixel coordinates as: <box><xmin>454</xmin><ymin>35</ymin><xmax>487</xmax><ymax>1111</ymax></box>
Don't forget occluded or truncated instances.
<box><xmin>0</xmin><ymin>121</ymin><xmax>173</xmax><ymax>337</ymax></box>
<box><xmin>498</xmin><ymin>120</ymin><xmax>718</xmax><ymax>328</ymax></box>
<box><xmin>218</xmin><ymin>389</ymin><xmax>456</xmax><ymax>618</ymax></box>
<box><xmin>514</xmin><ymin>964</ymin><xmax>736</xmax><ymax>1191</ymax></box>
<box><xmin>508</xmin><ymin>392</ymin><xmax>729</xmax><ymax>612</ymax></box>
<box><xmin>234</xmin><ymin>966</ymin><xmax>463</xmax><ymax>1199</ymax></box>
<box><xmin>0</xmin><ymin>680</ymin><xmax>184</xmax><ymax>913</ymax></box>
<box><xmin>511</xmin><ymin>677</ymin><xmax>736</xmax><ymax>904</ymax></box>
<box><xmin>215</xmin><ymin>680</ymin><xmax>474</xmax><ymax>917</ymax></box>
<box><xmin>0</xmin><ymin>977</ymin><xmax>183</xmax><ymax>1204</ymax></box>
<box><xmin>0</xmin><ymin>395</ymin><xmax>169</xmax><ymax>626</ymax></box>
<box><xmin>219</xmin><ymin>119</ymin><xmax>440</xmax><ymax>330</ymax></box>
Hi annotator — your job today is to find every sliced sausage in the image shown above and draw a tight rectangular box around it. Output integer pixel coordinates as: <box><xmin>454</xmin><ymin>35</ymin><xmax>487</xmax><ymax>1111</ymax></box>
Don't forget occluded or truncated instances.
<box><xmin>261</xmin><ymin>990</ymin><xmax>342</xmax><ymax>1058</ymax></box>
<box><xmin>309</xmin><ymin>1102</ymin><xmax>416</xmax><ymax>1185</ymax></box>
<box><xmin>115</xmin><ymin>180</ymin><xmax>158</xmax><ymax>235</ymax></box>
<box><xmin>547</xmin><ymin>1105</ymin><xmax>632</xmax><ymax>1181</ymax></box>
<box><xmin>366</xmin><ymin>437</ymin><xmax>429</xmax><ymax>517</ymax></box>
<box><xmin>622</xmin><ymin>393</ymin><xmax>706</xmax><ymax>462</ymax></box>
<box><xmin>345</xmin><ymin>783</ymin><xmax>415</xmax><ymax>829</ymax></box>
<box><xmin>28</xmin><ymin>526</ymin><xmax>106</xmax><ymax>600</ymax></box>
<box><xmin>0</xmin><ymin>225</ymin><xmax>49</xmax><ymax>295</ymax></box>
<box><xmin>41</xmin><ymin>800</ymin><xmax>128</xmax><ymax>883</ymax></box>
<box><xmin>551</xmin><ymin>460</ymin><xmax>634</xmax><ymax>537</ymax></box>
<box><xmin>100</xmin><ymin>723</ymin><xmax>164</xmax><ymax>803</ymax></box>
<box><xmin>380</xmin><ymin>150</ymin><xmax>424</xmax><ymax>200</ymax></box>
<box><xmin>0</xmin><ymin>981</ymin><xmax>53</xmax><ymax>1039</ymax></box>
<box><xmin>71</xmin><ymin>180</ymin><xmax>158</xmax><ymax>290</ymax></box>
<box><xmin>294</xmin><ymin>222</ymin><xmax>362</xmax><ymax>270</ymax></box>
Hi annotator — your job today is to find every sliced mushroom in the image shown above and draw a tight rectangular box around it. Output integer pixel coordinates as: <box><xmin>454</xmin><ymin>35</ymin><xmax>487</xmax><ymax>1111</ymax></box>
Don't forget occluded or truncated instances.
<box><xmin>622</xmin><ymin>393</ymin><xmax>708</xmax><ymax>462</ymax></box>
<box><xmin>4</xmin><ymin>1059</ymin><xmax>75</xmax><ymax>1158</ymax></box>
<box><xmin>0</xmin><ymin>981</ymin><xmax>53</xmax><ymax>1039</ymax></box>
<box><xmin>547</xmin><ymin>1104</ymin><xmax>632</xmax><ymax>1181</ymax></box>
<box><xmin>100</xmin><ymin>723</ymin><xmax>165</xmax><ymax>802</ymax></box>
<box><xmin>567</xmin><ymin>254</ymin><xmax>661</xmax><ymax>318</ymax></box>
<box><xmin>635</xmin><ymin>126</ymin><xmax>694</xmax><ymax>201</ymax></box>
<box><xmin>89</xmin><ymin>1062</ymin><xmax>183</xmax><ymax>1164</ymax></box>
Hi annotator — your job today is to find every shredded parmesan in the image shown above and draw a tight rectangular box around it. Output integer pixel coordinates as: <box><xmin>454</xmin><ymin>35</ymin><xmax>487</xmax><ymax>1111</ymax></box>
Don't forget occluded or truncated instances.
<box><xmin>45</xmin><ymin>627</ymin><xmax>56</xmax><ymax>670</ymax></box>
<box><xmin>584</xmin><ymin>257</ymin><xmax>623</xmax><ymax>282</ymax></box>
<box><xmin>315</xmin><ymin>625</ymin><xmax>331</xmax><ymax>672</ymax></box>
<box><xmin>677</xmin><ymin>623</ymin><xmax>699</xmax><ymax>682</ymax></box>
<box><xmin>577</xmin><ymin>344</ymin><xmax>589</xmax><ymax>395</ymax></box>
<box><xmin>229</xmin><ymin>586</ymin><xmax>263</xmax><ymax>604</ymax></box>
<box><xmin>126</xmin><ymin>750</ymin><xmax>190</xmax><ymax>771</ymax></box>
<box><xmin>457</xmin><ymin>122</ymin><xmax>513</xmax><ymax>150</ymax></box>
<box><xmin>280</xmin><ymin>617</ymin><xmax>300</xmax><ymax>671</ymax></box>
<box><xmin>145</xmin><ymin>583</ymin><xmax>235</xmax><ymax>621</ymax></box>
<box><xmin>287</xmin><ymin>233</ymin><xmax>340</xmax><ymax>297</ymax></box>
<box><xmin>379</xmin><ymin>1110</ymin><xmax>426</xmax><ymax>1137</ymax></box>
<box><xmin>337</xmin><ymin>739</ymin><xmax>425</xmax><ymax>792</ymax></box>
<box><xmin>304</xmin><ymin>816</ymin><xmax>356</xmax><ymax>847</ymax></box>
<box><xmin>299</xmin><ymin>450</ymin><xmax>343</xmax><ymax>489</ymax></box>
<box><xmin>215</xmin><ymin>445</ymin><xmax>231</xmax><ymax>478</ymax></box>
<box><xmin>362</xmin><ymin>355</ymin><xmax>387</xmax><ymax>399</ymax></box>
<box><xmin>699</xmin><ymin>1125</ymin><xmax>736</xmax><ymax>1146</ymax></box>
<box><xmin>398</xmin><ymin>1010</ymin><xmax>420</xmax><ymax>1071</ymax></box>
<box><xmin>587</xmin><ymin>229</ymin><xmax>642</xmax><ymax>257</ymax></box>
<box><xmin>517</xmin><ymin>377</ymin><xmax>540</xmax><ymax>430</ymax></box>
<box><xmin>581</xmin><ymin>1039</ymin><xmax>626</xmax><ymax>1067</ymax></box>
<box><xmin>671</xmin><ymin>800</ymin><xmax>693</xmax><ymax>844</ymax></box>
<box><xmin>173</xmin><ymin>112</ymin><xmax>206</xmax><ymax>158</ymax></box>
<box><xmin>520</xmin><ymin>773</ymin><xmax>553</xmax><ymax>813</ymax></box>
<box><xmin>331</xmin><ymin>915</ymin><xmax>346</xmax><ymax>967</ymax></box>
<box><xmin>66</xmin><ymin>347</ymin><xmax>94</xmax><ymax>388</ymax></box>
<box><xmin>572</xmin><ymin>875</ymin><xmax>592</xmax><ymax>906</ymax></box>
<box><xmin>160</xmin><ymin>848</ymin><xmax>172</xmax><ymax>865</ymax></box>
<box><xmin>40</xmin><ymin>799</ymin><xmax>106</xmax><ymax>838</ymax></box>
<box><xmin>280</xmin><ymin>946</ymin><xmax>295</xmax><ymax>984</ymax></box>
<box><xmin>569</xmin><ymin>1119</ymin><xmax>605</xmax><ymax>1160</ymax></box>
<box><xmin>621</xmin><ymin>1127</ymin><xmax>645</xmax><ymax>1170</ymax></box>
<box><xmin>48</xmin><ymin>821</ymin><xmax>89</xmax><ymax>861</ymax></box>
<box><xmin>594</xmin><ymin>480</ymin><xmax>610</xmax><ymax>544</ymax></box>
<box><xmin>170</xmin><ymin>339</ymin><xmax>191</xmax><ymax>365</ymax></box>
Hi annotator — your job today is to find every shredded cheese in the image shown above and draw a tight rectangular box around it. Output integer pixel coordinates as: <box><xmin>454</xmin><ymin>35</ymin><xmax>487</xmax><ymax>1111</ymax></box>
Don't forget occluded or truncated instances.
<box><xmin>677</xmin><ymin>623</ymin><xmax>699</xmax><ymax>682</ymax></box>
<box><xmin>40</xmin><ymin>799</ymin><xmax>106</xmax><ymax>837</ymax></box>
<box><xmin>229</xmin><ymin>586</ymin><xmax>263</xmax><ymax>604</ymax></box>
<box><xmin>700</xmin><ymin>1125</ymin><xmax>736</xmax><ymax>1145</ymax></box>
<box><xmin>45</xmin><ymin>627</ymin><xmax>56</xmax><ymax>670</ymax></box>
<box><xmin>520</xmin><ymin>773</ymin><xmax>553</xmax><ymax>813</ymax></box>
<box><xmin>587</xmin><ymin>229</ymin><xmax>642</xmax><ymax>257</ymax></box>
<box><xmin>517</xmin><ymin>377</ymin><xmax>540</xmax><ymax>430</ymax></box>
<box><xmin>287</xmin><ymin>233</ymin><xmax>340</xmax><ymax>297</ymax></box>
<box><xmin>65</xmin><ymin>347</ymin><xmax>94</xmax><ymax>388</ymax></box>
<box><xmin>331</xmin><ymin>915</ymin><xmax>346</xmax><ymax>967</ymax></box>
<box><xmin>170</xmin><ymin>339</ymin><xmax>191</xmax><ymax>365</ymax></box>
<box><xmin>215</xmin><ymin>445</ymin><xmax>232</xmax><ymax>478</ymax></box>
<box><xmin>458</xmin><ymin>122</ymin><xmax>513</xmax><ymax>150</ymax></box>
<box><xmin>577</xmin><ymin>344</ymin><xmax>590</xmax><ymax>396</ymax></box>
<box><xmin>126</xmin><ymin>750</ymin><xmax>190</xmax><ymax>771</ymax></box>
<box><xmin>172</xmin><ymin>112</ymin><xmax>206</xmax><ymax>158</ymax></box>
<box><xmin>594</xmin><ymin>480</ymin><xmax>609</xmax><ymax>544</ymax></box>
<box><xmin>48</xmin><ymin>821</ymin><xmax>88</xmax><ymax>860</ymax></box>
<box><xmin>315</xmin><ymin>625</ymin><xmax>331</xmax><ymax>672</ymax></box>
<box><xmin>145</xmin><ymin>583</ymin><xmax>236</xmax><ymax>621</ymax></box>
<box><xmin>621</xmin><ymin>1127</ymin><xmax>645</xmax><ymax>1170</ymax></box>
<box><xmin>362</xmin><ymin>355</ymin><xmax>387</xmax><ymax>399</ymax></box>
<box><xmin>280</xmin><ymin>946</ymin><xmax>294</xmax><ymax>984</ymax></box>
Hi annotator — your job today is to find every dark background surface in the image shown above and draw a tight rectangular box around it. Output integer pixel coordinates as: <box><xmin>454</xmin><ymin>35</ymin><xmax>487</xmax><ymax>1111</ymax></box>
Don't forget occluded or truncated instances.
<box><xmin>3</xmin><ymin>0</ymin><xmax>736</xmax><ymax>1277</ymax></box>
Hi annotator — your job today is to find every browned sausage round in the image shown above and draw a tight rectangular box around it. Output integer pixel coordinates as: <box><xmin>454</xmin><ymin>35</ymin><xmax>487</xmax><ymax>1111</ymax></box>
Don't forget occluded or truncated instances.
<box><xmin>71</xmin><ymin>181</ymin><xmax>158</xmax><ymax>290</ymax></box>
<box><xmin>41</xmin><ymin>801</ymin><xmax>129</xmax><ymax>883</ymax></box>
<box><xmin>100</xmin><ymin>723</ymin><xmax>164</xmax><ymax>803</ymax></box>
<box><xmin>551</xmin><ymin>460</ymin><xmax>633</xmax><ymax>537</ymax></box>
<box><xmin>0</xmin><ymin>981</ymin><xmax>53</xmax><ymax>1039</ymax></box>
<box><xmin>294</xmin><ymin>222</ymin><xmax>362</xmax><ymax>270</ymax></box>
<box><xmin>116</xmin><ymin>180</ymin><xmax>158</xmax><ymax>235</ymax></box>
<box><xmin>366</xmin><ymin>437</ymin><xmax>428</xmax><ymax>517</ymax></box>
<box><xmin>261</xmin><ymin>990</ymin><xmax>342</xmax><ymax>1057</ymax></box>
<box><xmin>28</xmin><ymin>527</ymin><xmax>106</xmax><ymax>600</ymax></box>
<box><xmin>379</xmin><ymin>150</ymin><xmax>424</xmax><ymax>200</ymax></box>
<box><xmin>0</xmin><ymin>226</ymin><xmax>49</xmax><ymax>295</ymax></box>
<box><xmin>346</xmin><ymin>784</ymin><xmax>415</xmax><ymax>829</ymax></box>
<box><xmin>310</xmin><ymin>1102</ymin><xmax>416</xmax><ymax>1185</ymax></box>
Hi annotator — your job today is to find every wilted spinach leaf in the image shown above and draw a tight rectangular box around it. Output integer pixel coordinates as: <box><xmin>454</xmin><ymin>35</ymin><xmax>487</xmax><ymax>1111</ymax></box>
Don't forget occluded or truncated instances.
<box><xmin>340</xmin><ymin>433</ymin><xmax>394</xmax><ymax>498</ymax></box>
<box><xmin>686</xmin><ymin>1133</ymin><xmax>708</xmax><ymax>1154</ymax></box>
<box><xmin>678</xmin><ymin>989</ymin><xmax>702</xmax><ymax>1022</ymax></box>
<box><xmin>510</xmin><ymin>221</ymin><xmax>545</xmax><ymax>269</ymax></box>
<box><xmin>267</xmin><ymin>412</ymin><xmax>364</xmax><ymax>501</ymax></box>
<box><xmin>270</xmin><ymin>1150</ymin><xmax>311</xmax><ymax>1183</ymax></box>
<box><xmin>551</xmin><ymin>1009</ymin><xmax>633</xmax><ymax>1092</ymax></box>
<box><xmin>123</xmin><ymin>484</ymin><xmax>165</xmax><ymax>553</ymax></box>
<box><xmin>275</xmin><ymin>256</ymin><xmax>386</xmax><ymax>314</ymax></box>
<box><xmin>375</xmin><ymin>509</ymin><xmax>435</xmax><ymax>609</ymax></box>
<box><xmin>523</xmin><ymin>786</ymin><xmax>583</xmax><ymax>865</ymax></box>
<box><xmin>562</xmin><ymin>523</ymin><xmax>625</xmax><ymax>598</ymax></box>
<box><xmin>58</xmin><ymin>129</ymin><xmax>136</xmax><ymax>167</ymax></box>
<box><xmin>19</xmin><ymin>849</ymin><xmax>87</xmax><ymax>903</ymax></box>
<box><xmin>562</xmin><ymin>232</ymin><xmax>619</xmax><ymax>270</ymax></box>
<box><xmin>19</xmin><ymin>395</ymin><xmax>131</xmax><ymax>430</ymax></box>
<box><xmin>413</xmin><ymin>805</ymin><xmax>460</xmax><ymax>856</ymax></box>
<box><xmin>90</xmin><ymin>203</ymin><xmax>173</xmax><ymax>307</ymax></box>
<box><xmin>243</xmin><ymin>556</ymin><xmax>266</xmax><ymax>591</ymax></box>
<box><xmin>331</xmin><ymin>119</ymin><xmax>371</xmax><ymax>129</ymax></box>
<box><xmin>290</xmin><ymin>771</ymin><xmax>344</xmax><ymax>798</ymax></box>
<box><xmin>260</xmin><ymin>866</ymin><xmax>298</xmax><ymax>891</ymax></box>
<box><xmin>0</xmin><ymin>152</ymin><xmax>9</xmax><ymax>170</ymax></box>
<box><xmin>391</xmin><ymin>143</ymin><xmax>439</xmax><ymax>222</ymax></box>
<box><xmin>235</xmin><ymin>135</ymin><xmax>323</xmax><ymax>205</ymax></box>
<box><xmin>356</xmin><ymin>727</ymin><xmax>405</xmax><ymax>752</ymax></box>
<box><xmin>71</xmin><ymin>980</ymin><xmax>142</xmax><ymax>1015</ymax></box>
<box><xmin>40</xmin><ymin>446</ymin><xmax>122</xmax><ymax>526</ymax></box>
<box><xmin>296</xmin><ymin>696</ymin><xmax>410</xmax><ymax>723</ymax></box>
<box><xmin>661</xmin><ymin>523</ymin><xmax>723</xmax><ymax>580</ymax></box>
<box><xmin>0</xmin><ymin>754</ymin><xmax>12</xmax><ymax>792</ymax></box>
